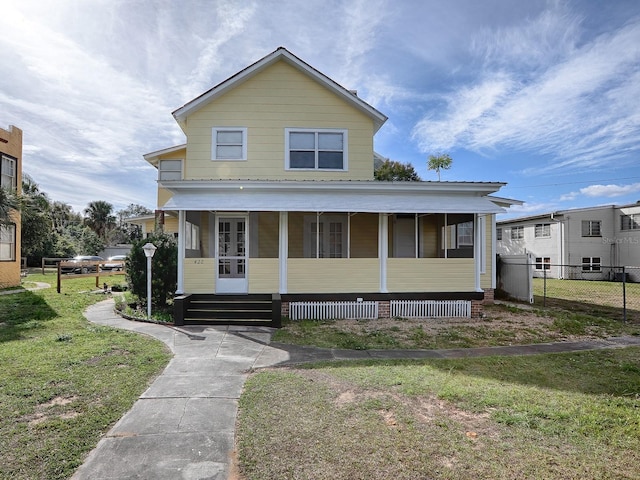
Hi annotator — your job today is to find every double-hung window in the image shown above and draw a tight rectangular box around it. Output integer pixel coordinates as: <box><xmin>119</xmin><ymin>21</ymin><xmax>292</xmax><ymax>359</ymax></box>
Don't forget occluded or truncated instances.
<box><xmin>582</xmin><ymin>257</ymin><xmax>601</xmax><ymax>272</ymax></box>
<box><xmin>581</xmin><ymin>220</ymin><xmax>601</xmax><ymax>237</ymax></box>
<box><xmin>457</xmin><ymin>221</ymin><xmax>474</xmax><ymax>247</ymax></box>
<box><xmin>158</xmin><ymin>160</ymin><xmax>182</xmax><ymax>181</ymax></box>
<box><xmin>1</xmin><ymin>154</ymin><xmax>16</xmax><ymax>189</ymax></box>
<box><xmin>286</xmin><ymin>129</ymin><xmax>347</xmax><ymax>170</ymax></box>
<box><xmin>511</xmin><ymin>226</ymin><xmax>524</xmax><ymax>240</ymax></box>
<box><xmin>0</xmin><ymin>224</ymin><xmax>16</xmax><ymax>261</ymax></box>
<box><xmin>621</xmin><ymin>214</ymin><xmax>640</xmax><ymax>231</ymax></box>
<box><xmin>534</xmin><ymin>223</ymin><xmax>550</xmax><ymax>238</ymax></box>
<box><xmin>496</xmin><ymin>228</ymin><xmax>502</xmax><ymax>241</ymax></box>
<box><xmin>212</xmin><ymin>127</ymin><xmax>247</xmax><ymax>161</ymax></box>
<box><xmin>535</xmin><ymin>257</ymin><xmax>551</xmax><ymax>270</ymax></box>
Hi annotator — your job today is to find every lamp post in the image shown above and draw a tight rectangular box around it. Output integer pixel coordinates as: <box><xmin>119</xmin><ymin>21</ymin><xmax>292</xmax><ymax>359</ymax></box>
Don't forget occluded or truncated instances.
<box><xmin>142</xmin><ymin>242</ymin><xmax>157</xmax><ymax>320</ymax></box>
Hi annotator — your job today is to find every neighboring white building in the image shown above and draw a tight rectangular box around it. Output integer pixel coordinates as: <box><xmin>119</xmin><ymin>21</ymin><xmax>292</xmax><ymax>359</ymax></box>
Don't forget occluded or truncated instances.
<box><xmin>497</xmin><ymin>202</ymin><xmax>640</xmax><ymax>281</ymax></box>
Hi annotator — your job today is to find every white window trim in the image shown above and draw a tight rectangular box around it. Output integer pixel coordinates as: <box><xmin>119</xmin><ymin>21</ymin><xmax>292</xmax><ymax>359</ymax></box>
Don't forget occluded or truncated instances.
<box><xmin>1</xmin><ymin>154</ymin><xmax>17</xmax><ymax>189</ymax></box>
<box><xmin>285</xmin><ymin>128</ymin><xmax>348</xmax><ymax>171</ymax></box>
<box><xmin>534</xmin><ymin>223</ymin><xmax>551</xmax><ymax>238</ymax></box>
<box><xmin>158</xmin><ymin>159</ymin><xmax>183</xmax><ymax>181</ymax></box>
<box><xmin>211</xmin><ymin>127</ymin><xmax>248</xmax><ymax>161</ymax></box>
<box><xmin>0</xmin><ymin>223</ymin><xmax>16</xmax><ymax>261</ymax></box>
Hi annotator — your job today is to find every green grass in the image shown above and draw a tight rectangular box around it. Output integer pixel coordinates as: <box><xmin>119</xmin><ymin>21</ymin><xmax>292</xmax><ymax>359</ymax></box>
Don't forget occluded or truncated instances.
<box><xmin>0</xmin><ymin>274</ymin><xmax>171</xmax><ymax>480</ymax></box>
<box><xmin>533</xmin><ymin>277</ymin><xmax>640</xmax><ymax>322</ymax></box>
<box><xmin>237</xmin><ymin>348</ymin><xmax>640</xmax><ymax>479</ymax></box>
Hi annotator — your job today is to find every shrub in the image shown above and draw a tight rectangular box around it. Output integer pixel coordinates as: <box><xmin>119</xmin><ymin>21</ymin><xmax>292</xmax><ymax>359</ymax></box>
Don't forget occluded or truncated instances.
<box><xmin>126</xmin><ymin>233</ymin><xmax>177</xmax><ymax>309</ymax></box>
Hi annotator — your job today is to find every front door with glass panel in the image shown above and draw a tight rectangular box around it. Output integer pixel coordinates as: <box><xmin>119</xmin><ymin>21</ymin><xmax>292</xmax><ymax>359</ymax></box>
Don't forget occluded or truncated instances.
<box><xmin>216</xmin><ymin>217</ymin><xmax>248</xmax><ymax>293</ymax></box>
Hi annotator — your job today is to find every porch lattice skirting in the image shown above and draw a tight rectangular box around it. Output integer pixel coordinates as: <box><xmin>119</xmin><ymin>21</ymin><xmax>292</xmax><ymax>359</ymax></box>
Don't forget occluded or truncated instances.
<box><xmin>390</xmin><ymin>299</ymin><xmax>471</xmax><ymax>318</ymax></box>
<box><xmin>287</xmin><ymin>299</ymin><xmax>472</xmax><ymax>320</ymax></box>
<box><xmin>289</xmin><ymin>301</ymin><xmax>379</xmax><ymax>320</ymax></box>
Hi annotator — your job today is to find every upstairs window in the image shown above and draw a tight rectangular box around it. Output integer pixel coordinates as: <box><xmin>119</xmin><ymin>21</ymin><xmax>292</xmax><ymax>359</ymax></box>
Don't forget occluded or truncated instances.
<box><xmin>582</xmin><ymin>220</ymin><xmax>601</xmax><ymax>237</ymax></box>
<box><xmin>158</xmin><ymin>160</ymin><xmax>182</xmax><ymax>181</ymax></box>
<box><xmin>286</xmin><ymin>129</ymin><xmax>347</xmax><ymax>170</ymax></box>
<box><xmin>511</xmin><ymin>226</ymin><xmax>524</xmax><ymax>240</ymax></box>
<box><xmin>534</xmin><ymin>223</ymin><xmax>550</xmax><ymax>238</ymax></box>
<box><xmin>1</xmin><ymin>154</ymin><xmax>16</xmax><ymax>189</ymax></box>
<box><xmin>212</xmin><ymin>127</ymin><xmax>247</xmax><ymax>161</ymax></box>
<box><xmin>621</xmin><ymin>214</ymin><xmax>640</xmax><ymax>231</ymax></box>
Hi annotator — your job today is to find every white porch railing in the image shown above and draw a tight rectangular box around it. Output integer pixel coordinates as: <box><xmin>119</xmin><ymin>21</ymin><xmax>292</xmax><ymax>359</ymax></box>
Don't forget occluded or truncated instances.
<box><xmin>289</xmin><ymin>301</ymin><xmax>378</xmax><ymax>320</ymax></box>
<box><xmin>391</xmin><ymin>300</ymin><xmax>471</xmax><ymax>318</ymax></box>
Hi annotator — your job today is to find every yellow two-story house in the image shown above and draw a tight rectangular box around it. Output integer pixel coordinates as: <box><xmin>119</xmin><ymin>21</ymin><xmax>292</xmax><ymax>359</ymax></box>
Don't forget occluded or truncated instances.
<box><xmin>145</xmin><ymin>48</ymin><xmax>515</xmax><ymax>326</ymax></box>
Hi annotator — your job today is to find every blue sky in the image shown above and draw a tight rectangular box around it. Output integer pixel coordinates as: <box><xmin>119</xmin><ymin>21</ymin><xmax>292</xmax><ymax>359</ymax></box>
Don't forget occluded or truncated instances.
<box><xmin>1</xmin><ymin>0</ymin><xmax>639</xmax><ymax>219</ymax></box>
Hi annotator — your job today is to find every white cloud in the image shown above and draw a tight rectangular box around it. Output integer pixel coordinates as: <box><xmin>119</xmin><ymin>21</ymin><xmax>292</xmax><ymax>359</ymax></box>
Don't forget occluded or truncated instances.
<box><xmin>580</xmin><ymin>182</ymin><xmax>640</xmax><ymax>198</ymax></box>
<box><xmin>411</xmin><ymin>5</ymin><xmax>640</xmax><ymax>173</ymax></box>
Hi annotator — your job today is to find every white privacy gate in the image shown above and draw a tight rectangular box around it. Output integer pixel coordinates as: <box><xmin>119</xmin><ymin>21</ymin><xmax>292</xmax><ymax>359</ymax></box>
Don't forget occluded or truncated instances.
<box><xmin>497</xmin><ymin>254</ymin><xmax>534</xmax><ymax>303</ymax></box>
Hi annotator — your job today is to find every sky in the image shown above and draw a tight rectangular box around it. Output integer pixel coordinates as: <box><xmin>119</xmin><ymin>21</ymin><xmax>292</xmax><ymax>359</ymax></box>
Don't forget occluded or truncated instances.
<box><xmin>1</xmin><ymin>0</ymin><xmax>639</xmax><ymax>220</ymax></box>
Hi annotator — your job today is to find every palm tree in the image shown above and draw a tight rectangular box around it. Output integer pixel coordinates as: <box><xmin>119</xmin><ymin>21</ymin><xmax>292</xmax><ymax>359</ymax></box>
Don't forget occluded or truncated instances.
<box><xmin>0</xmin><ymin>186</ymin><xmax>20</xmax><ymax>227</ymax></box>
<box><xmin>427</xmin><ymin>153</ymin><xmax>453</xmax><ymax>181</ymax></box>
<box><xmin>84</xmin><ymin>200</ymin><xmax>116</xmax><ymax>240</ymax></box>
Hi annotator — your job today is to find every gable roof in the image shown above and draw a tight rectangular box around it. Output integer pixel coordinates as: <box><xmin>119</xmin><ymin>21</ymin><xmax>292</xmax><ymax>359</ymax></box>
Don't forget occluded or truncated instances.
<box><xmin>172</xmin><ymin>47</ymin><xmax>388</xmax><ymax>133</ymax></box>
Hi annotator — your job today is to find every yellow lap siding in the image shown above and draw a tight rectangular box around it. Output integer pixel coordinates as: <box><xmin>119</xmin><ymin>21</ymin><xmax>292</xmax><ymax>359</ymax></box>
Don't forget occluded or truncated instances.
<box><xmin>481</xmin><ymin>214</ymin><xmax>494</xmax><ymax>289</ymax></box>
<box><xmin>183</xmin><ymin>258</ymin><xmax>215</xmax><ymax>293</ymax></box>
<box><xmin>287</xmin><ymin>258</ymin><xmax>379</xmax><ymax>293</ymax></box>
<box><xmin>248</xmin><ymin>259</ymin><xmax>279</xmax><ymax>293</ymax></box>
<box><xmin>387</xmin><ymin>258</ymin><xmax>476</xmax><ymax>292</ymax></box>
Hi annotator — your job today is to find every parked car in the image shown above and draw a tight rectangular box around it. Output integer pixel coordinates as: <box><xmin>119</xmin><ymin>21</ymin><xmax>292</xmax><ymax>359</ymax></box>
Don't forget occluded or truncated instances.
<box><xmin>102</xmin><ymin>254</ymin><xmax>127</xmax><ymax>271</ymax></box>
<box><xmin>60</xmin><ymin>255</ymin><xmax>104</xmax><ymax>274</ymax></box>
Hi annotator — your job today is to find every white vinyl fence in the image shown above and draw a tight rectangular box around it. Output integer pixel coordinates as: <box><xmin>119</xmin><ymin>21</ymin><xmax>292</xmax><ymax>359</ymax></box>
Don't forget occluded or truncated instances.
<box><xmin>289</xmin><ymin>301</ymin><xmax>378</xmax><ymax>320</ymax></box>
<box><xmin>391</xmin><ymin>300</ymin><xmax>471</xmax><ymax>318</ymax></box>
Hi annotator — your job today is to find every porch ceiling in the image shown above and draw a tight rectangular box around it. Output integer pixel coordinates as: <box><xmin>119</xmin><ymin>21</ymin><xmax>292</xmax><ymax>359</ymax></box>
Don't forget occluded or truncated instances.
<box><xmin>162</xmin><ymin>188</ymin><xmax>505</xmax><ymax>214</ymax></box>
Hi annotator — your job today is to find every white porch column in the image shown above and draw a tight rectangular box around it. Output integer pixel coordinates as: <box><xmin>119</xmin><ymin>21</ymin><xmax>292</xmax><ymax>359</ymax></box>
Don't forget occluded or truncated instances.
<box><xmin>379</xmin><ymin>213</ymin><xmax>388</xmax><ymax>293</ymax></box>
<box><xmin>490</xmin><ymin>215</ymin><xmax>497</xmax><ymax>289</ymax></box>
<box><xmin>176</xmin><ymin>210</ymin><xmax>185</xmax><ymax>294</ymax></box>
<box><xmin>474</xmin><ymin>213</ymin><xmax>482</xmax><ymax>292</ymax></box>
<box><xmin>279</xmin><ymin>211</ymin><xmax>288</xmax><ymax>294</ymax></box>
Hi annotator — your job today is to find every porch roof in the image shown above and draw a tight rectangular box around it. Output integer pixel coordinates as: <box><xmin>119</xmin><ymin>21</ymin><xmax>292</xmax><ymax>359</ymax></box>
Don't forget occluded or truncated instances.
<box><xmin>161</xmin><ymin>181</ymin><xmax>507</xmax><ymax>214</ymax></box>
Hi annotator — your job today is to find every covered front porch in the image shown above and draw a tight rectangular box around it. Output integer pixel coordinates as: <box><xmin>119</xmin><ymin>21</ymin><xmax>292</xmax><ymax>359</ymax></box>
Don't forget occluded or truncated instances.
<box><xmin>160</xmin><ymin>180</ymin><xmax>505</xmax><ymax>322</ymax></box>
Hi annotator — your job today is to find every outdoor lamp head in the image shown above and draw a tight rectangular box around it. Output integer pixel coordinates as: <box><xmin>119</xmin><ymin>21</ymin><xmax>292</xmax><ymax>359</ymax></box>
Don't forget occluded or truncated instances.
<box><xmin>143</xmin><ymin>242</ymin><xmax>157</xmax><ymax>258</ymax></box>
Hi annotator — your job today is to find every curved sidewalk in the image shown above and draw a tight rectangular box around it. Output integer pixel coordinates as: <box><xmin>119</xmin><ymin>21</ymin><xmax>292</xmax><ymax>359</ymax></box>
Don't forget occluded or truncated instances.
<box><xmin>73</xmin><ymin>299</ymin><xmax>640</xmax><ymax>479</ymax></box>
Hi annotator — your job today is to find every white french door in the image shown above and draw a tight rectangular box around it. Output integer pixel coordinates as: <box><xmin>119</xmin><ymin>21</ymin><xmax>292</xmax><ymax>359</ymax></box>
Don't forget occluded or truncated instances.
<box><xmin>216</xmin><ymin>216</ymin><xmax>248</xmax><ymax>294</ymax></box>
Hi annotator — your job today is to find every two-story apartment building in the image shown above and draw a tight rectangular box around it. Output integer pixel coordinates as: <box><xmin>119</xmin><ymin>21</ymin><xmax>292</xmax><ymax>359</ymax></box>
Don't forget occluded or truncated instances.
<box><xmin>497</xmin><ymin>203</ymin><xmax>640</xmax><ymax>281</ymax></box>
<box><xmin>0</xmin><ymin>125</ymin><xmax>22</xmax><ymax>288</ymax></box>
<box><xmin>146</xmin><ymin>48</ymin><xmax>515</xmax><ymax>324</ymax></box>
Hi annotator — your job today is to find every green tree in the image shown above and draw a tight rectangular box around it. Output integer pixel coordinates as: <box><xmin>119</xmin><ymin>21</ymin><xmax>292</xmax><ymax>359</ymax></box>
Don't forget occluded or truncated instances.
<box><xmin>84</xmin><ymin>200</ymin><xmax>116</xmax><ymax>240</ymax></box>
<box><xmin>112</xmin><ymin>203</ymin><xmax>152</xmax><ymax>243</ymax></box>
<box><xmin>374</xmin><ymin>159</ymin><xmax>420</xmax><ymax>181</ymax></box>
<box><xmin>427</xmin><ymin>153</ymin><xmax>453</xmax><ymax>181</ymax></box>
<box><xmin>126</xmin><ymin>233</ymin><xmax>177</xmax><ymax>310</ymax></box>
<box><xmin>0</xmin><ymin>186</ymin><xmax>21</xmax><ymax>227</ymax></box>
<box><xmin>21</xmin><ymin>175</ymin><xmax>55</xmax><ymax>263</ymax></box>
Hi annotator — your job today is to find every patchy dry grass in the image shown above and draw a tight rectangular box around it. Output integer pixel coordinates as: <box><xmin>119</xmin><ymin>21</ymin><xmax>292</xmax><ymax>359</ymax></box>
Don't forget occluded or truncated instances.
<box><xmin>274</xmin><ymin>303</ymin><xmax>640</xmax><ymax>350</ymax></box>
<box><xmin>237</xmin><ymin>348</ymin><xmax>640</xmax><ymax>479</ymax></box>
<box><xmin>0</xmin><ymin>274</ymin><xmax>170</xmax><ymax>480</ymax></box>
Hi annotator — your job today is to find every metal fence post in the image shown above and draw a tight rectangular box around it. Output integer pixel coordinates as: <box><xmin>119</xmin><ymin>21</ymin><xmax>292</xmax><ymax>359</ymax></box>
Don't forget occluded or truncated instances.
<box><xmin>623</xmin><ymin>266</ymin><xmax>627</xmax><ymax>323</ymax></box>
<box><xmin>543</xmin><ymin>269</ymin><xmax>547</xmax><ymax>308</ymax></box>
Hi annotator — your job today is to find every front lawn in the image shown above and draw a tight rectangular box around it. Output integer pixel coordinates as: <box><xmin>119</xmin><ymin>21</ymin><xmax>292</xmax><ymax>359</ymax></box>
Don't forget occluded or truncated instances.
<box><xmin>237</xmin><ymin>348</ymin><xmax>640</xmax><ymax>479</ymax></box>
<box><xmin>0</xmin><ymin>274</ymin><xmax>171</xmax><ymax>480</ymax></box>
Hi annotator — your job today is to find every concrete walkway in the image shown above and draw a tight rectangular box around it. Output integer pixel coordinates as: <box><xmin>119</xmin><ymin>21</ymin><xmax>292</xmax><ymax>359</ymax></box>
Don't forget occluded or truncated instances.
<box><xmin>72</xmin><ymin>299</ymin><xmax>640</xmax><ymax>479</ymax></box>
<box><xmin>0</xmin><ymin>281</ymin><xmax>50</xmax><ymax>295</ymax></box>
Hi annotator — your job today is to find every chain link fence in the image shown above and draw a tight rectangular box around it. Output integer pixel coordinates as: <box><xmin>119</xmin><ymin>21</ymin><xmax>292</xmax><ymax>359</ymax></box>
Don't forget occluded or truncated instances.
<box><xmin>498</xmin><ymin>260</ymin><xmax>640</xmax><ymax>323</ymax></box>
